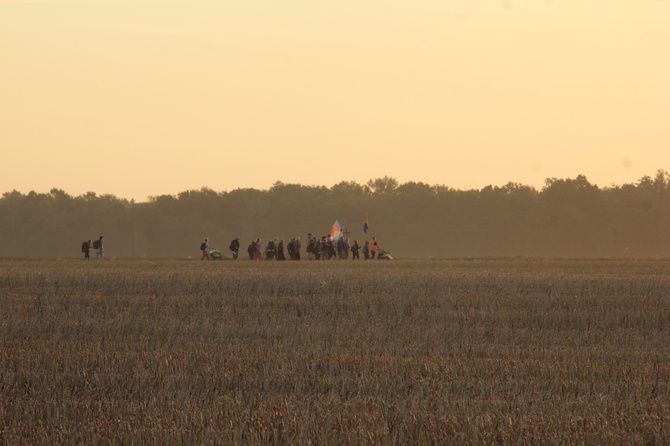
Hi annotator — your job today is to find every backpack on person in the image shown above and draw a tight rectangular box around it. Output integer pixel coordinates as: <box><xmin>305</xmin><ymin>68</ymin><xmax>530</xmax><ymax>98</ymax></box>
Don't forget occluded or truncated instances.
<box><xmin>81</xmin><ymin>241</ymin><xmax>87</xmax><ymax>253</ymax></box>
<box><xmin>200</xmin><ymin>242</ymin><xmax>206</xmax><ymax>251</ymax></box>
<box><xmin>93</xmin><ymin>240</ymin><xmax>101</xmax><ymax>250</ymax></box>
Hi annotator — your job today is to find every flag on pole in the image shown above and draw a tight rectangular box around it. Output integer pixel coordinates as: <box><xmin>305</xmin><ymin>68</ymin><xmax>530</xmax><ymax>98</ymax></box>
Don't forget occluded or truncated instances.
<box><xmin>363</xmin><ymin>212</ymin><xmax>369</xmax><ymax>234</ymax></box>
<box><xmin>330</xmin><ymin>219</ymin><xmax>344</xmax><ymax>241</ymax></box>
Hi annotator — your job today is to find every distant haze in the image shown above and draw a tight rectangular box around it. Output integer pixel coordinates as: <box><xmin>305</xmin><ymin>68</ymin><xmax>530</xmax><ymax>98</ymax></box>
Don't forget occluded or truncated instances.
<box><xmin>1</xmin><ymin>0</ymin><xmax>668</xmax><ymax>202</ymax></box>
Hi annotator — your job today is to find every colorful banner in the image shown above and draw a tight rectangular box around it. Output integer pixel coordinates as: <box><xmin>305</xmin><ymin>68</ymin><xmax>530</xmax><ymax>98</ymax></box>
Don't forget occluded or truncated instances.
<box><xmin>330</xmin><ymin>219</ymin><xmax>343</xmax><ymax>241</ymax></box>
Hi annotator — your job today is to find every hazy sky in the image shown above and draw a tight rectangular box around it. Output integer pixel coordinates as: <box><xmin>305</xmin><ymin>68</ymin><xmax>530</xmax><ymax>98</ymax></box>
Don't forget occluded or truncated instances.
<box><xmin>1</xmin><ymin>0</ymin><xmax>668</xmax><ymax>201</ymax></box>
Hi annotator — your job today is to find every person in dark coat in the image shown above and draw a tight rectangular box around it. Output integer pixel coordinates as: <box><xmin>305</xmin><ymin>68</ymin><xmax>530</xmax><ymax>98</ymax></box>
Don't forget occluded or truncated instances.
<box><xmin>82</xmin><ymin>240</ymin><xmax>91</xmax><ymax>260</ymax></box>
<box><xmin>277</xmin><ymin>239</ymin><xmax>286</xmax><ymax>260</ymax></box>
<box><xmin>362</xmin><ymin>241</ymin><xmax>370</xmax><ymax>260</ymax></box>
<box><xmin>328</xmin><ymin>236</ymin><xmax>336</xmax><ymax>260</ymax></box>
<box><xmin>306</xmin><ymin>237</ymin><xmax>316</xmax><ymax>260</ymax></box>
<box><xmin>287</xmin><ymin>238</ymin><xmax>295</xmax><ymax>260</ymax></box>
<box><xmin>293</xmin><ymin>236</ymin><xmax>301</xmax><ymax>260</ymax></box>
<box><xmin>337</xmin><ymin>238</ymin><xmax>346</xmax><ymax>259</ymax></box>
<box><xmin>265</xmin><ymin>239</ymin><xmax>276</xmax><ymax>260</ymax></box>
<box><xmin>229</xmin><ymin>237</ymin><xmax>240</xmax><ymax>260</ymax></box>
<box><xmin>351</xmin><ymin>240</ymin><xmax>360</xmax><ymax>260</ymax></box>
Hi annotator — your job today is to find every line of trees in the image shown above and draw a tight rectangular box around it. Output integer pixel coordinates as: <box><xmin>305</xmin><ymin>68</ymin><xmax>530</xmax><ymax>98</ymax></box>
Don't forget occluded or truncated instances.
<box><xmin>2</xmin><ymin>170</ymin><xmax>670</xmax><ymax>258</ymax></box>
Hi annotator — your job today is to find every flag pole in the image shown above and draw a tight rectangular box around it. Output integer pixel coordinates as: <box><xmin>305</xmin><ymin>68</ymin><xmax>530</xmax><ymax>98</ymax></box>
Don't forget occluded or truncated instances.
<box><xmin>363</xmin><ymin>211</ymin><xmax>369</xmax><ymax>236</ymax></box>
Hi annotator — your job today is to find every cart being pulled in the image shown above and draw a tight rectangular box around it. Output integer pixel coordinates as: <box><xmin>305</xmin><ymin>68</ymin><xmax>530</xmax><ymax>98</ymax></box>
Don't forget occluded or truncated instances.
<box><xmin>209</xmin><ymin>249</ymin><xmax>229</xmax><ymax>260</ymax></box>
<box><xmin>376</xmin><ymin>248</ymin><xmax>394</xmax><ymax>260</ymax></box>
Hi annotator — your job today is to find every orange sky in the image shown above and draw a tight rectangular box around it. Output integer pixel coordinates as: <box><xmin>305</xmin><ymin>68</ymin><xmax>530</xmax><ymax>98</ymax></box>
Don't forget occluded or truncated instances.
<box><xmin>1</xmin><ymin>0</ymin><xmax>668</xmax><ymax>201</ymax></box>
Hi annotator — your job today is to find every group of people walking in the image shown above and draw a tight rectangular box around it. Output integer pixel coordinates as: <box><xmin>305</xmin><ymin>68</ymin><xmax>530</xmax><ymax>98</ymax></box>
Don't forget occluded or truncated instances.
<box><xmin>81</xmin><ymin>236</ymin><xmax>104</xmax><ymax>261</ymax></box>
<box><xmin>246</xmin><ymin>237</ymin><xmax>302</xmax><ymax>261</ymax></box>
<box><xmin>305</xmin><ymin>235</ymin><xmax>380</xmax><ymax>260</ymax></box>
<box><xmin>80</xmin><ymin>233</ymin><xmax>382</xmax><ymax>261</ymax></box>
<box><xmin>200</xmin><ymin>235</ymin><xmax>381</xmax><ymax>261</ymax></box>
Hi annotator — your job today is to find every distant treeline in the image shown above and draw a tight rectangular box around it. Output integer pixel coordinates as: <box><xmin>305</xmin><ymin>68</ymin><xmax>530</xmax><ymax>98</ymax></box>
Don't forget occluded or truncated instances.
<box><xmin>2</xmin><ymin>171</ymin><xmax>670</xmax><ymax>258</ymax></box>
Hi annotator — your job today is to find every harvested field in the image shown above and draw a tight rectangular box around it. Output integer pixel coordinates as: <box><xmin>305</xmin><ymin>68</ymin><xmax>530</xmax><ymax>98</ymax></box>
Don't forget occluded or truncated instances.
<box><xmin>1</xmin><ymin>258</ymin><xmax>669</xmax><ymax>444</ymax></box>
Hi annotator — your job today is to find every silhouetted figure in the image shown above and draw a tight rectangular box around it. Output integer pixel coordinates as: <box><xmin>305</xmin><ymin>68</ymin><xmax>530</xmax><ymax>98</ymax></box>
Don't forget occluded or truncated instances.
<box><xmin>362</xmin><ymin>241</ymin><xmax>370</xmax><ymax>260</ymax></box>
<box><xmin>306</xmin><ymin>238</ymin><xmax>315</xmax><ymax>260</ymax></box>
<box><xmin>82</xmin><ymin>240</ymin><xmax>91</xmax><ymax>260</ymax></box>
<box><xmin>328</xmin><ymin>236</ymin><xmax>336</xmax><ymax>260</ymax></box>
<box><xmin>93</xmin><ymin>236</ymin><xmax>104</xmax><ymax>261</ymax></box>
<box><xmin>287</xmin><ymin>238</ymin><xmax>295</xmax><ymax>260</ymax></box>
<box><xmin>265</xmin><ymin>239</ymin><xmax>276</xmax><ymax>260</ymax></box>
<box><xmin>294</xmin><ymin>236</ymin><xmax>301</xmax><ymax>260</ymax></box>
<box><xmin>247</xmin><ymin>241</ymin><xmax>256</xmax><ymax>260</ymax></box>
<box><xmin>337</xmin><ymin>238</ymin><xmax>346</xmax><ymax>259</ymax></box>
<box><xmin>277</xmin><ymin>239</ymin><xmax>286</xmax><ymax>260</ymax></box>
<box><xmin>200</xmin><ymin>238</ymin><xmax>211</xmax><ymax>261</ymax></box>
<box><xmin>229</xmin><ymin>237</ymin><xmax>240</xmax><ymax>260</ymax></box>
<box><xmin>351</xmin><ymin>240</ymin><xmax>360</xmax><ymax>260</ymax></box>
<box><xmin>253</xmin><ymin>238</ymin><xmax>262</xmax><ymax>261</ymax></box>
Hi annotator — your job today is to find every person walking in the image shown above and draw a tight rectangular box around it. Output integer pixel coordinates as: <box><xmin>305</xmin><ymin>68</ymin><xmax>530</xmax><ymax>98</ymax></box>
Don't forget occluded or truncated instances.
<box><xmin>362</xmin><ymin>241</ymin><xmax>370</xmax><ymax>260</ymax></box>
<box><xmin>265</xmin><ymin>239</ymin><xmax>276</xmax><ymax>260</ymax></box>
<box><xmin>337</xmin><ymin>238</ymin><xmax>346</xmax><ymax>259</ymax></box>
<box><xmin>277</xmin><ymin>239</ymin><xmax>286</xmax><ymax>260</ymax></box>
<box><xmin>229</xmin><ymin>237</ymin><xmax>240</xmax><ymax>260</ymax></box>
<box><xmin>321</xmin><ymin>236</ymin><xmax>330</xmax><ymax>260</ymax></box>
<box><xmin>370</xmin><ymin>237</ymin><xmax>379</xmax><ymax>259</ymax></box>
<box><xmin>200</xmin><ymin>238</ymin><xmax>211</xmax><ymax>261</ymax></box>
<box><xmin>327</xmin><ymin>236</ymin><xmax>336</xmax><ymax>260</ymax></box>
<box><xmin>287</xmin><ymin>238</ymin><xmax>295</xmax><ymax>260</ymax></box>
<box><xmin>82</xmin><ymin>239</ymin><xmax>91</xmax><ymax>260</ymax></box>
<box><xmin>351</xmin><ymin>240</ymin><xmax>360</xmax><ymax>260</ymax></box>
<box><xmin>293</xmin><ymin>236</ymin><xmax>301</xmax><ymax>260</ymax></box>
<box><xmin>93</xmin><ymin>236</ymin><xmax>104</xmax><ymax>261</ymax></box>
<box><xmin>306</xmin><ymin>237</ymin><xmax>315</xmax><ymax>260</ymax></box>
<box><xmin>253</xmin><ymin>238</ymin><xmax>262</xmax><ymax>262</ymax></box>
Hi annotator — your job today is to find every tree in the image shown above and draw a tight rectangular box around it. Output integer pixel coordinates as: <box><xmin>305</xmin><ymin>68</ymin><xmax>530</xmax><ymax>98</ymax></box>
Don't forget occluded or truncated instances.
<box><xmin>366</xmin><ymin>177</ymin><xmax>399</xmax><ymax>195</ymax></box>
<box><xmin>2</xmin><ymin>171</ymin><xmax>670</xmax><ymax>258</ymax></box>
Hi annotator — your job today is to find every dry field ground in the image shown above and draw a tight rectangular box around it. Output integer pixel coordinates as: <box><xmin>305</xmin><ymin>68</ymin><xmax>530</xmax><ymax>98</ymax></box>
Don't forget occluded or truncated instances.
<box><xmin>1</xmin><ymin>258</ymin><xmax>669</xmax><ymax>445</ymax></box>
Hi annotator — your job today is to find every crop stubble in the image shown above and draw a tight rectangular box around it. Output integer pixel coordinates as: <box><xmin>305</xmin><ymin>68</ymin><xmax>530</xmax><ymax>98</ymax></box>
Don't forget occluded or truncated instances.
<box><xmin>0</xmin><ymin>258</ymin><xmax>669</xmax><ymax>444</ymax></box>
